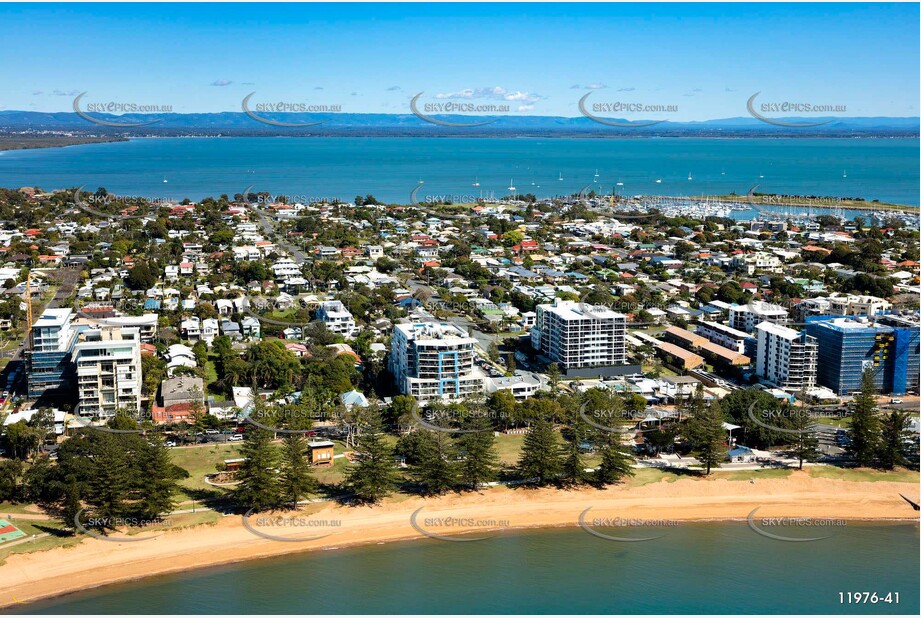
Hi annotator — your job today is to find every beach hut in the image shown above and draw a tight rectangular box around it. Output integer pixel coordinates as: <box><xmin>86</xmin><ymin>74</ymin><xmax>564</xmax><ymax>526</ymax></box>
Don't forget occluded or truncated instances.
<box><xmin>307</xmin><ymin>441</ymin><xmax>335</xmax><ymax>467</ymax></box>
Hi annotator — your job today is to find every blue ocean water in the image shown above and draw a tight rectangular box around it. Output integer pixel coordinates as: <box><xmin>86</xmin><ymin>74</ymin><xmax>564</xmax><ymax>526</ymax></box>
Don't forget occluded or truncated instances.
<box><xmin>17</xmin><ymin>524</ymin><xmax>920</xmax><ymax>615</ymax></box>
<box><xmin>0</xmin><ymin>137</ymin><xmax>917</xmax><ymax>206</ymax></box>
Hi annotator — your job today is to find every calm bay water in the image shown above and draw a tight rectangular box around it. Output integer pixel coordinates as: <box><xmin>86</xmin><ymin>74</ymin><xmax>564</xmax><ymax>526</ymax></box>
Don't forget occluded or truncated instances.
<box><xmin>18</xmin><ymin>524</ymin><xmax>920</xmax><ymax>614</ymax></box>
<box><xmin>0</xmin><ymin>137</ymin><xmax>918</xmax><ymax>206</ymax></box>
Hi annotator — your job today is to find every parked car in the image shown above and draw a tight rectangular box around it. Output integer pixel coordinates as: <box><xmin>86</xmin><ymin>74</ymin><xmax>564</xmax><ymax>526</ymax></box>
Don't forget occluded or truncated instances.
<box><xmin>165</xmin><ymin>440</ymin><xmax>177</xmax><ymax>447</ymax></box>
<box><xmin>228</xmin><ymin>434</ymin><xmax>244</xmax><ymax>442</ymax></box>
<box><xmin>890</xmin><ymin>398</ymin><xmax>903</xmax><ymax>404</ymax></box>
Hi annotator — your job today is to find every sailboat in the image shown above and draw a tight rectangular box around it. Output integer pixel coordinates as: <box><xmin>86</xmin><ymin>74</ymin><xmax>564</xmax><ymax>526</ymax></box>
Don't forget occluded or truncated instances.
<box><xmin>655</xmin><ymin>179</ymin><xmax>662</xmax><ymax>184</ymax></box>
<box><xmin>558</xmin><ymin>172</ymin><xmax>564</xmax><ymax>181</ymax></box>
<box><xmin>163</xmin><ymin>177</ymin><xmax>168</xmax><ymax>183</ymax></box>
<box><xmin>687</xmin><ymin>173</ymin><xmax>693</xmax><ymax>181</ymax></box>
<box><xmin>472</xmin><ymin>177</ymin><xmax>480</xmax><ymax>187</ymax></box>
<box><xmin>508</xmin><ymin>179</ymin><xmax>516</xmax><ymax>191</ymax></box>
<box><xmin>616</xmin><ymin>181</ymin><xmax>624</xmax><ymax>187</ymax></box>
<box><xmin>593</xmin><ymin>169</ymin><xmax>600</xmax><ymax>181</ymax></box>
<box><xmin>418</xmin><ymin>178</ymin><xmax>425</xmax><ymax>184</ymax></box>
<box><xmin>842</xmin><ymin>170</ymin><xmax>847</xmax><ymax>178</ymax></box>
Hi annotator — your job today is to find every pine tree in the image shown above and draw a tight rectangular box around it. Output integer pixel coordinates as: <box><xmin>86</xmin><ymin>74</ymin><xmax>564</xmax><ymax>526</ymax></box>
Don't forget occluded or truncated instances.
<box><xmin>235</xmin><ymin>428</ymin><xmax>281</xmax><ymax>511</ymax></box>
<box><xmin>560</xmin><ymin>425</ymin><xmax>588</xmax><ymax>486</ymax></box>
<box><xmin>878</xmin><ymin>410</ymin><xmax>910</xmax><ymax>470</ymax></box>
<box><xmin>517</xmin><ymin>417</ymin><xmax>563</xmax><ymax>485</ymax></box>
<box><xmin>279</xmin><ymin>434</ymin><xmax>316</xmax><ymax>509</ymax></box>
<box><xmin>62</xmin><ymin>476</ymin><xmax>82</xmax><ymax>531</ymax></box>
<box><xmin>345</xmin><ymin>412</ymin><xmax>400</xmax><ymax>503</ymax></box>
<box><xmin>546</xmin><ymin>363</ymin><xmax>562</xmax><ymax>395</ymax></box>
<box><xmin>136</xmin><ymin>436</ymin><xmax>183</xmax><ymax>520</ymax></box>
<box><xmin>596</xmin><ymin>432</ymin><xmax>636</xmax><ymax>484</ymax></box>
<box><xmin>85</xmin><ymin>433</ymin><xmax>133</xmax><ymax>522</ymax></box>
<box><xmin>457</xmin><ymin>415</ymin><xmax>500</xmax><ymax>489</ymax></box>
<box><xmin>412</xmin><ymin>431</ymin><xmax>457</xmax><ymax>495</ymax></box>
<box><xmin>848</xmin><ymin>369</ymin><xmax>882</xmax><ymax>467</ymax></box>
<box><xmin>686</xmin><ymin>395</ymin><xmax>726</xmax><ymax>475</ymax></box>
<box><xmin>788</xmin><ymin>407</ymin><xmax>819</xmax><ymax>470</ymax></box>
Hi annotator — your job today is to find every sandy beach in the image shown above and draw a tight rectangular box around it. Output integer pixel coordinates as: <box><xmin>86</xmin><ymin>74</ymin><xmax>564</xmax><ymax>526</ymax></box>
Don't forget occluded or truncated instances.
<box><xmin>1</xmin><ymin>471</ymin><xmax>918</xmax><ymax>609</ymax></box>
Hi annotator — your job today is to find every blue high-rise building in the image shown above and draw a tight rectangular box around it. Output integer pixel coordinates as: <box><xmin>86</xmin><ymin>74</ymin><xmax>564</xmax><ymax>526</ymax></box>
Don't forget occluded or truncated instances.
<box><xmin>26</xmin><ymin>308</ymin><xmax>78</xmax><ymax>400</ymax></box>
<box><xmin>806</xmin><ymin>316</ymin><xmax>920</xmax><ymax>395</ymax></box>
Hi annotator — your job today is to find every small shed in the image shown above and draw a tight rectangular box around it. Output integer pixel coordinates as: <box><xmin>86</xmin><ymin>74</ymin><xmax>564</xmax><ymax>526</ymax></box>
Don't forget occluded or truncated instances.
<box><xmin>223</xmin><ymin>458</ymin><xmax>245</xmax><ymax>472</ymax></box>
<box><xmin>307</xmin><ymin>441</ymin><xmax>335</xmax><ymax>467</ymax></box>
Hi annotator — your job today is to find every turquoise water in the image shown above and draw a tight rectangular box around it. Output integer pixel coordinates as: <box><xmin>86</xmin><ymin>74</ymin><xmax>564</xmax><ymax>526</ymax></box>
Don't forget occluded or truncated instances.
<box><xmin>0</xmin><ymin>137</ymin><xmax>917</xmax><ymax>206</ymax></box>
<box><xmin>18</xmin><ymin>524</ymin><xmax>920</xmax><ymax>614</ymax></box>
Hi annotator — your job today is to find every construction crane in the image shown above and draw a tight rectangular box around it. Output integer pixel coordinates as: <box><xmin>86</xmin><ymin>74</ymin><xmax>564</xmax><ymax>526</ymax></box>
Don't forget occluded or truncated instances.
<box><xmin>26</xmin><ymin>271</ymin><xmax>33</xmax><ymax>333</ymax></box>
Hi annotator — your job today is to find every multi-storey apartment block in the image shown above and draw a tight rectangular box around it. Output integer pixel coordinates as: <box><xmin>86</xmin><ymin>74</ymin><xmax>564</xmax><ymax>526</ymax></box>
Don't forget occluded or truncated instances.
<box><xmin>389</xmin><ymin>322</ymin><xmax>484</xmax><ymax>403</ymax></box>
<box><xmin>74</xmin><ymin>326</ymin><xmax>143</xmax><ymax>418</ymax></box>
<box><xmin>530</xmin><ymin>300</ymin><xmax>627</xmax><ymax>373</ymax></box>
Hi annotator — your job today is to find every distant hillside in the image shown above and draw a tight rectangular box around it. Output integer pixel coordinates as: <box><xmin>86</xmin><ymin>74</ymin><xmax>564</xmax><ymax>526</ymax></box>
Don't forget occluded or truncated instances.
<box><xmin>0</xmin><ymin>110</ymin><xmax>917</xmax><ymax>138</ymax></box>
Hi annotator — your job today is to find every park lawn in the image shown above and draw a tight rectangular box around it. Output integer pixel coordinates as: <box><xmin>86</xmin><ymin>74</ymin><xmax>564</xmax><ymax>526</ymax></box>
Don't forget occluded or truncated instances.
<box><xmin>627</xmin><ymin>468</ymin><xmax>682</xmax><ymax>486</ymax></box>
<box><xmin>715</xmin><ymin>468</ymin><xmax>794</xmax><ymax>481</ymax></box>
<box><xmin>494</xmin><ymin>433</ymin><xmax>525</xmax><ymax>466</ymax></box>
<box><xmin>0</xmin><ymin>519</ymin><xmax>82</xmax><ymax>566</ymax></box>
<box><xmin>0</xmin><ymin>501</ymin><xmax>40</xmax><ymax>515</ymax></box>
<box><xmin>808</xmin><ymin>466</ymin><xmax>919</xmax><ymax>483</ymax></box>
<box><xmin>170</xmin><ymin>443</ymin><xmax>243</xmax><ymax>491</ymax></box>
<box><xmin>312</xmin><ymin>454</ymin><xmax>351</xmax><ymax>486</ymax></box>
<box><xmin>818</xmin><ymin>416</ymin><xmax>852</xmax><ymax>428</ymax></box>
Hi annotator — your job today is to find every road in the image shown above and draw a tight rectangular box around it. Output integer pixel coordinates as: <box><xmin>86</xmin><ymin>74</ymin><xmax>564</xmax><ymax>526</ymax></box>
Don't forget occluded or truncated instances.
<box><xmin>254</xmin><ymin>209</ymin><xmax>308</xmax><ymax>264</ymax></box>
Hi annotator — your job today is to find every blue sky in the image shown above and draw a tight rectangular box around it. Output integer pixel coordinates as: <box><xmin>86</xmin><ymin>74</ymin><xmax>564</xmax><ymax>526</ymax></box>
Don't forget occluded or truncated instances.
<box><xmin>1</xmin><ymin>2</ymin><xmax>918</xmax><ymax>119</ymax></box>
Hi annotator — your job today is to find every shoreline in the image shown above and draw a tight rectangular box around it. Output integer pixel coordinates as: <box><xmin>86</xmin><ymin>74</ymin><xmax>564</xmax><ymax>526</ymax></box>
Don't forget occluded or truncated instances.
<box><xmin>1</xmin><ymin>471</ymin><xmax>918</xmax><ymax>609</ymax></box>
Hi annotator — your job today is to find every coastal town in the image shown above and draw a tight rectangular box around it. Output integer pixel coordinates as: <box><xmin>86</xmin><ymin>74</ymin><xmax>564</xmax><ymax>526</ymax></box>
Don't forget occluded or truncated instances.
<box><xmin>0</xmin><ymin>181</ymin><xmax>918</xmax><ymax>604</ymax></box>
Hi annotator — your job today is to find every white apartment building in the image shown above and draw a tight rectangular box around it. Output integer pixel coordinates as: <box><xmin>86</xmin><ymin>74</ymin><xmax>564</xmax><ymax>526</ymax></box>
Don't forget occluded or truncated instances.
<box><xmin>389</xmin><ymin>322</ymin><xmax>484</xmax><ymax>403</ymax></box>
<box><xmin>799</xmin><ymin>294</ymin><xmax>893</xmax><ymax>319</ymax></box>
<box><xmin>729</xmin><ymin>301</ymin><xmax>789</xmax><ymax>334</ymax></box>
<box><xmin>531</xmin><ymin>301</ymin><xmax>627</xmax><ymax>371</ymax></box>
<box><xmin>732</xmin><ymin>252</ymin><xmax>783</xmax><ymax>275</ymax></box>
<box><xmin>74</xmin><ymin>326</ymin><xmax>143</xmax><ymax>418</ymax></box>
<box><xmin>485</xmin><ymin>374</ymin><xmax>542</xmax><ymax>401</ymax></box>
<box><xmin>755</xmin><ymin>322</ymin><xmax>818</xmax><ymax>393</ymax></box>
<box><xmin>316</xmin><ymin>300</ymin><xmax>357</xmax><ymax>337</ymax></box>
<box><xmin>695</xmin><ymin>320</ymin><xmax>752</xmax><ymax>354</ymax></box>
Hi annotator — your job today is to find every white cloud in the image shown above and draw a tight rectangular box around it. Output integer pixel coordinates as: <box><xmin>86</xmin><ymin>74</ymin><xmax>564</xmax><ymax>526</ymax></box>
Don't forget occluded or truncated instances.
<box><xmin>434</xmin><ymin>86</ymin><xmax>543</xmax><ymax>106</ymax></box>
<box><xmin>211</xmin><ymin>79</ymin><xmax>232</xmax><ymax>87</ymax></box>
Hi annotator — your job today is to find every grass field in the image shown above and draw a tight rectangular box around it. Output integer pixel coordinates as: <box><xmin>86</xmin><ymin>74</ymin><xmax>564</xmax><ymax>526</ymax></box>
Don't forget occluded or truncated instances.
<box><xmin>808</xmin><ymin>465</ymin><xmax>920</xmax><ymax>483</ymax></box>
<box><xmin>169</xmin><ymin>443</ymin><xmax>243</xmax><ymax>493</ymax></box>
<box><xmin>716</xmin><ymin>468</ymin><xmax>795</xmax><ymax>481</ymax></box>
<box><xmin>0</xmin><ymin>518</ymin><xmax>82</xmax><ymax>566</ymax></box>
